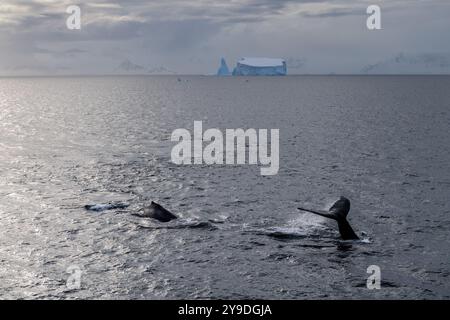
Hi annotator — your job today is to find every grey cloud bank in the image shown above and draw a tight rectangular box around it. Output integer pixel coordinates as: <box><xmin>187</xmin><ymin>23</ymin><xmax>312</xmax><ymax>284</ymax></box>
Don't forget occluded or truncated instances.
<box><xmin>1</xmin><ymin>0</ymin><xmax>450</xmax><ymax>75</ymax></box>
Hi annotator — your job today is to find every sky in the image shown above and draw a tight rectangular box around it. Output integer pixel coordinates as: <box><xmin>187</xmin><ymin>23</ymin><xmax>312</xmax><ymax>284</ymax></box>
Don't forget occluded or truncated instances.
<box><xmin>0</xmin><ymin>0</ymin><xmax>450</xmax><ymax>75</ymax></box>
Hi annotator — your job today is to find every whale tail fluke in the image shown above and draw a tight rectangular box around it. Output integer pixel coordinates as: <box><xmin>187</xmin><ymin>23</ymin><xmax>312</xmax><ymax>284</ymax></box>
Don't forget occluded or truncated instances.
<box><xmin>297</xmin><ymin>207</ymin><xmax>337</xmax><ymax>220</ymax></box>
<box><xmin>329</xmin><ymin>196</ymin><xmax>351</xmax><ymax>219</ymax></box>
<box><xmin>298</xmin><ymin>197</ymin><xmax>359</xmax><ymax>240</ymax></box>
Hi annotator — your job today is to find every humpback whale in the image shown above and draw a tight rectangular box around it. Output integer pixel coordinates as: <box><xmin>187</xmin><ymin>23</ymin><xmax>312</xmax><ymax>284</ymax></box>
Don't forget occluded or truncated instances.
<box><xmin>298</xmin><ymin>197</ymin><xmax>359</xmax><ymax>240</ymax></box>
<box><xmin>135</xmin><ymin>201</ymin><xmax>178</xmax><ymax>222</ymax></box>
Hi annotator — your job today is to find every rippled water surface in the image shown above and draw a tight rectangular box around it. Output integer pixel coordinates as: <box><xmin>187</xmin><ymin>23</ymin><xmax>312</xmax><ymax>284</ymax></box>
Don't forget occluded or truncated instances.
<box><xmin>0</xmin><ymin>76</ymin><xmax>449</xmax><ymax>299</ymax></box>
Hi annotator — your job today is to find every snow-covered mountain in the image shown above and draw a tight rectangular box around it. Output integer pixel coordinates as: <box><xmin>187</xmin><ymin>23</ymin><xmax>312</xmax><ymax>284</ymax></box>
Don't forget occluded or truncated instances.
<box><xmin>115</xmin><ymin>59</ymin><xmax>146</xmax><ymax>73</ymax></box>
<box><xmin>147</xmin><ymin>66</ymin><xmax>177</xmax><ymax>75</ymax></box>
<box><xmin>114</xmin><ymin>60</ymin><xmax>176</xmax><ymax>75</ymax></box>
<box><xmin>362</xmin><ymin>53</ymin><xmax>450</xmax><ymax>74</ymax></box>
<box><xmin>285</xmin><ymin>57</ymin><xmax>305</xmax><ymax>70</ymax></box>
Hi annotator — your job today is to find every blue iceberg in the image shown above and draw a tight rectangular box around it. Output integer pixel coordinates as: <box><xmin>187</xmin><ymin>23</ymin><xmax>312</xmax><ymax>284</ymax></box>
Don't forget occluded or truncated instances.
<box><xmin>232</xmin><ymin>58</ymin><xmax>287</xmax><ymax>76</ymax></box>
<box><xmin>217</xmin><ymin>58</ymin><xmax>231</xmax><ymax>76</ymax></box>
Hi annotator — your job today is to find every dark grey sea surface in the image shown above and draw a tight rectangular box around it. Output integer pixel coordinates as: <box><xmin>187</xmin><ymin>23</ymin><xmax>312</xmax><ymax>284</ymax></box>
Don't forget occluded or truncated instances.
<box><xmin>0</xmin><ymin>75</ymin><xmax>449</xmax><ymax>299</ymax></box>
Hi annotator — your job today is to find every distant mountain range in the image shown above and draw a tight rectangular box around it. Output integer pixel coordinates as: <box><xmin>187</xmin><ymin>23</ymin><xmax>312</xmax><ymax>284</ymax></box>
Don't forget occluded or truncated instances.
<box><xmin>115</xmin><ymin>59</ymin><xmax>146</xmax><ymax>73</ymax></box>
<box><xmin>147</xmin><ymin>66</ymin><xmax>177</xmax><ymax>75</ymax></box>
<box><xmin>115</xmin><ymin>59</ymin><xmax>177</xmax><ymax>75</ymax></box>
<box><xmin>112</xmin><ymin>55</ymin><xmax>450</xmax><ymax>76</ymax></box>
<box><xmin>362</xmin><ymin>53</ymin><xmax>450</xmax><ymax>74</ymax></box>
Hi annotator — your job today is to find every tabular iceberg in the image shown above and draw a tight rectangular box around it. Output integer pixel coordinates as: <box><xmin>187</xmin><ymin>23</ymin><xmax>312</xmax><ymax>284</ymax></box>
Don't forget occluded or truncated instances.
<box><xmin>217</xmin><ymin>58</ymin><xmax>231</xmax><ymax>76</ymax></box>
<box><xmin>232</xmin><ymin>58</ymin><xmax>287</xmax><ymax>76</ymax></box>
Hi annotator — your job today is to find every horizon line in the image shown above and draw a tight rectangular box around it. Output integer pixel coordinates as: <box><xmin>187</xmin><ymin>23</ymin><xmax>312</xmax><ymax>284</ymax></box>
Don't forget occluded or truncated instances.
<box><xmin>1</xmin><ymin>73</ymin><xmax>450</xmax><ymax>78</ymax></box>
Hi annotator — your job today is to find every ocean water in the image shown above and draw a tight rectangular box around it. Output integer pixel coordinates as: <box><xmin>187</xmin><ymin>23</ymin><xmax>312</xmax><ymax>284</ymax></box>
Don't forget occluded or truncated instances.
<box><xmin>0</xmin><ymin>75</ymin><xmax>449</xmax><ymax>299</ymax></box>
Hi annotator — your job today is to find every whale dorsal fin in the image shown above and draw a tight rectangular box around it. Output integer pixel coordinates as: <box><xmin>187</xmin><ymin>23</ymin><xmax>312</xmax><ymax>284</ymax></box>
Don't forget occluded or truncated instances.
<box><xmin>147</xmin><ymin>201</ymin><xmax>177</xmax><ymax>222</ymax></box>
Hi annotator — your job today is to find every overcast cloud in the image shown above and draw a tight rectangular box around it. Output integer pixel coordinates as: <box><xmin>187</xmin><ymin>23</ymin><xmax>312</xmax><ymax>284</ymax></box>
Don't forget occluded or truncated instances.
<box><xmin>1</xmin><ymin>0</ymin><xmax>449</xmax><ymax>75</ymax></box>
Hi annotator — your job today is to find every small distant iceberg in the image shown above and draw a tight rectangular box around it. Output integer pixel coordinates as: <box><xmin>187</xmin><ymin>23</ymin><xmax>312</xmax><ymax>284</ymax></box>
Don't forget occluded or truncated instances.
<box><xmin>217</xmin><ymin>58</ymin><xmax>231</xmax><ymax>76</ymax></box>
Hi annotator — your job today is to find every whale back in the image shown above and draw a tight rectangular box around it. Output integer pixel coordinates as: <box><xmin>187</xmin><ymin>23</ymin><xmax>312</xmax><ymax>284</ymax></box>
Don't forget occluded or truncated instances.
<box><xmin>329</xmin><ymin>197</ymin><xmax>351</xmax><ymax>220</ymax></box>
